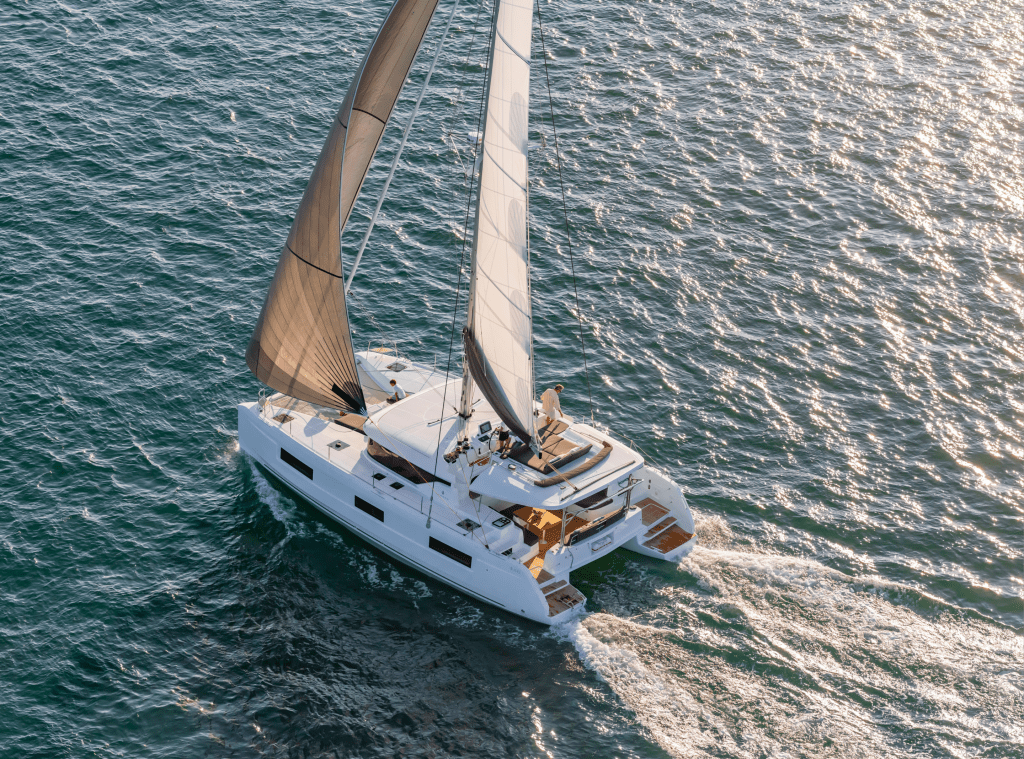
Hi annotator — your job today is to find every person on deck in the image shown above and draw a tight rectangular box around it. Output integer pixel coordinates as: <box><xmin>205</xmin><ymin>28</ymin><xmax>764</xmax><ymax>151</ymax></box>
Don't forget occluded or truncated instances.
<box><xmin>388</xmin><ymin>378</ymin><xmax>407</xmax><ymax>404</ymax></box>
<box><xmin>541</xmin><ymin>384</ymin><xmax>564</xmax><ymax>426</ymax></box>
<box><xmin>496</xmin><ymin>426</ymin><xmax>513</xmax><ymax>458</ymax></box>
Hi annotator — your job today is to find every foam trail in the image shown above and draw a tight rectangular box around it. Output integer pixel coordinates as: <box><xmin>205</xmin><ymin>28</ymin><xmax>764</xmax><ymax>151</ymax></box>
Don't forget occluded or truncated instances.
<box><xmin>560</xmin><ymin>614</ymin><xmax>710</xmax><ymax>758</ymax></box>
<box><xmin>247</xmin><ymin>459</ymin><xmax>294</xmax><ymax>526</ymax></box>
<box><xmin>560</xmin><ymin>546</ymin><xmax>1024</xmax><ymax>759</ymax></box>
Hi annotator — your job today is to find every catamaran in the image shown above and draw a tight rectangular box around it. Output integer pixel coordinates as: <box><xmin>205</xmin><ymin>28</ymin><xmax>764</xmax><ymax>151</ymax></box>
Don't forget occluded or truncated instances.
<box><xmin>237</xmin><ymin>0</ymin><xmax>696</xmax><ymax>625</ymax></box>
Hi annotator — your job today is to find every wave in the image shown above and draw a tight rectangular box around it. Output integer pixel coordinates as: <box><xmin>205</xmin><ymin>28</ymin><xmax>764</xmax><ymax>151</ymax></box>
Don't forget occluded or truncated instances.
<box><xmin>560</xmin><ymin>545</ymin><xmax>1024</xmax><ymax>758</ymax></box>
<box><xmin>247</xmin><ymin>457</ymin><xmax>298</xmax><ymax>528</ymax></box>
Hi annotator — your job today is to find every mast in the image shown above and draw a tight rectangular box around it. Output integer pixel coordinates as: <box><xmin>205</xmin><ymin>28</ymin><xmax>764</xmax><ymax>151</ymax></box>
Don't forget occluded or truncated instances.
<box><xmin>246</xmin><ymin>0</ymin><xmax>441</xmax><ymax>412</ymax></box>
<box><xmin>458</xmin><ymin>0</ymin><xmax>536</xmax><ymax>447</ymax></box>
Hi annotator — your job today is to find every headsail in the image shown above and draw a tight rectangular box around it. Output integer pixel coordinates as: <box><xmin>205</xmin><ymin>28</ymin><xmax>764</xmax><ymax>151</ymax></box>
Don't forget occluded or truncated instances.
<box><xmin>462</xmin><ymin>0</ymin><xmax>535</xmax><ymax>444</ymax></box>
<box><xmin>247</xmin><ymin>0</ymin><xmax>440</xmax><ymax>412</ymax></box>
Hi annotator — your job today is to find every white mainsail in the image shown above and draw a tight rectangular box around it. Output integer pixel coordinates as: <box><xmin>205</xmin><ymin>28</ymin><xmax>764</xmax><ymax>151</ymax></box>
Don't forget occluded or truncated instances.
<box><xmin>462</xmin><ymin>0</ymin><xmax>536</xmax><ymax>444</ymax></box>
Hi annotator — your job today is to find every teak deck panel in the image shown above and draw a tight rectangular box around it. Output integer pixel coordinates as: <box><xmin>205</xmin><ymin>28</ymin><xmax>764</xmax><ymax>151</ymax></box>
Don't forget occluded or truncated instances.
<box><xmin>513</xmin><ymin>507</ymin><xmax>589</xmax><ymax>550</ymax></box>
<box><xmin>540</xmin><ymin>579</ymin><xmax>567</xmax><ymax>596</ymax></box>
<box><xmin>526</xmin><ymin>555</ymin><xmax>546</xmax><ymax>577</ymax></box>
<box><xmin>546</xmin><ymin>584</ymin><xmax>585</xmax><ymax>616</ymax></box>
<box><xmin>515</xmin><ymin>505</ymin><xmax>602</xmax><ymax>578</ymax></box>
<box><xmin>637</xmin><ymin>499</ymin><xmax>670</xmax><ymax>525</ymax></box>
<box><xmin>642</xmin><ymin>524</ymin><xmax>694</xmax><ymax>554</ymax></box>
<box><xmin>643</xmin><ymin>516</ymin><xmax>676</xmax><ymax>538</ymax></box>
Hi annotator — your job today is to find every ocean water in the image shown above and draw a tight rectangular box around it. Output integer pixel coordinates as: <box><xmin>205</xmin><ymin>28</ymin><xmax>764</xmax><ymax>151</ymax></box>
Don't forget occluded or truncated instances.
<box><xmin>1</xmin><ymin>0</ymin><xmax>1021</xmax><ymax>756</ymax></box>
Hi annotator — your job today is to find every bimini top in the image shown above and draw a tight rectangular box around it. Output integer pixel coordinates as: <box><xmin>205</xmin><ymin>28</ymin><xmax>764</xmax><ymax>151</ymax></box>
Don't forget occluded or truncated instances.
<box><xmin>364</xmin><ymin>380</ymin><xmax>645</xmax><ymax>509</ymax></box>
<box><xmin>364</xmin><ymin>379</ymin><xmax>493</xmax><ymax>475</ymax></box>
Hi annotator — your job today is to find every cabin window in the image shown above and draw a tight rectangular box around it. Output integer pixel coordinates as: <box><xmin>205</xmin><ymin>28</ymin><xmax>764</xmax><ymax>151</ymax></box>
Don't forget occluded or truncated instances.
<box><xmin>354</xmin><ymin>496</ymin><xmax>384</xmax><ymax>522</ymax></box>
<box><xmin>367</xmin><ymin>439</ymin><xmax>451</xmax><ymax>486</ymax></box>
<box><xmin>429</xmin><ymin>537</ymin><xmax>472</xmax><ymax>568</ymax></box>
<box><xmin>567</xmin><ymin>507</ymin><xmax>626</xmax><ymax>546</ymax></box>
<box><xmin>575</xmin><ymin>488</ymin><xmax>609</xmax><ymax>509</ymax></box>
<box><xmin>280</xmin><ymin>448</ymin><xmax>313</xmax><ymax>479</ymax></box>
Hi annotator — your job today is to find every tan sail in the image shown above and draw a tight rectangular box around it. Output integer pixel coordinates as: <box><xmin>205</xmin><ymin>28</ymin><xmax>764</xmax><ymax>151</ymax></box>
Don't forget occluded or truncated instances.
<box><xmin>247</xmin><ymin>0</ymin><xmax>440</xmax><ymax>411</ymax></box>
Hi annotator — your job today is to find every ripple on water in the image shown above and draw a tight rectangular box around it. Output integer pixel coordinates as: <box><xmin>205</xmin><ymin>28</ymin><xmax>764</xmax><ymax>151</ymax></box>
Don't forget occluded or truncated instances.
<box><xmin>0</xmin><ymin>0</ymin><xmax>1021</xmax><ymax>756</ymax></box>
<box><xmin>566</xmin><ymin>546</ymin><xmax>1024</xmax><ymax>758</ymax></box>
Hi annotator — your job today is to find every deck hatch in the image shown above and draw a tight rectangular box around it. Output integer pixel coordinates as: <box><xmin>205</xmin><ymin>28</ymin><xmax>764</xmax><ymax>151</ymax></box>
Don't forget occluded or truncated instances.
<box><xmin>354</xmin><ymin>496</ymin><xmax>384</xmax><ymax>522</ymax></box>
<box><xmin>429</xmin><ymin>537</ymin><xmax>472</xmax><ymax>568</ymax></box>
<box><xmin>280</xmin><ymin>448</ymin><xmax>313</xmax><ymax>479</ymax></box>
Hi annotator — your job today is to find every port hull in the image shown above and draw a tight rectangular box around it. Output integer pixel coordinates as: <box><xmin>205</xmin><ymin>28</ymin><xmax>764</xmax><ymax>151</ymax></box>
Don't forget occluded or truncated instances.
<box><xmin>238</xmin><ymin>367</ymin><xmax>697</xmax><ymax>625</ymax></box>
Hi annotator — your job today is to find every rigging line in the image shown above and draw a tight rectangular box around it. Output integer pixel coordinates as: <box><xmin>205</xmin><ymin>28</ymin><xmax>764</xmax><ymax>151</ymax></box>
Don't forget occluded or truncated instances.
<box><xmin>360</xmin><ymin>407</ymin><xmax>488</xmax><ymax>545</ymax></box>
<box><xmin>439</xmin><ymin>0</ymin><xmax>490</xmax><ymax>220</ymax></box>
<box><xmin>430</xmin><ymin>0</ymin><xmax>495</xmax><ymax>466</ymax></box>
<box><xmin>345</xmin><ymin>0</ymin><xmax>463</xmax><ymax>296</ymax></box>
<box><xmin>428</xmin><ymin>0</ymin><xmax>498</xmax><ymax>527</ymax></box>
<box><xmin>535</xmin><ymin>0</ymin><xmax>595</xmax><ymax>426</ymax></box>
<box><xmin>347</xmin><ymin>0</ymin><xmax>482</xmax><ymax>390</ymax></box>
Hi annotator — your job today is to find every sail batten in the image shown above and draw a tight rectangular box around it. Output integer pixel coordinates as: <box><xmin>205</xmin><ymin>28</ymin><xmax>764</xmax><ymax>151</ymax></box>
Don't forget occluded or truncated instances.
<box><xmin>462</xmin><ymin>0</ymin><xmax>536</xmax><ymax>445</ymax></box>
<box><xmin>247</xmin><ymin>0</ymin><xmax>440</xmax><ymax>412</ymax></box>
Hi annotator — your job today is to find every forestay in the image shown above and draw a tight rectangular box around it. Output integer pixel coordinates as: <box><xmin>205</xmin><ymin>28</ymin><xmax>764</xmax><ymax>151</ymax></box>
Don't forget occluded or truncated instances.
<box><xmin>246</xmin><ymin>0</ymin><xmax>440</xmax><ymax>412</ymax></box>
<box><xmin>463</xmin><ymin>0</ymin><xmax>536</xmax><ymax>444</ymax></box>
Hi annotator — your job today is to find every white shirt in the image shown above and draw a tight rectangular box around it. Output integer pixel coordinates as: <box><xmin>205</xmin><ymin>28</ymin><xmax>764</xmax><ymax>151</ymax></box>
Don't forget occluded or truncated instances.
<box><xmin>541</xmin><ymin>388</ymin><xmax>562</xmax><ymax>419</ymax></box>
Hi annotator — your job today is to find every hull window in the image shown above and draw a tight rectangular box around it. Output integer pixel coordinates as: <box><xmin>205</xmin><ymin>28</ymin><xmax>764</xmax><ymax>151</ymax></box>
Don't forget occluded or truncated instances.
<box><xmin>280</xmin><ymin>448</ymin><xmax>313</xmax><ymax>479</ymax></box>
<box><xmin>429</xmin><ymin>537</ymin><xmax>472</xmax><ymax>568</ymax></box>
<box><xmin>354</xmin><ymin>496</ymin><xmax>384</xmax><ymax>522</ymax></box>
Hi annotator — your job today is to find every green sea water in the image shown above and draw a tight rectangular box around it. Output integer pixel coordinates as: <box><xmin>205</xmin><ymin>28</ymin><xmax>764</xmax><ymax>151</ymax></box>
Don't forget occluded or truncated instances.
<box><xmin>1</xmin><ymin>0</ymin><xmax>1021</xmax><ymax>756</ymax></box>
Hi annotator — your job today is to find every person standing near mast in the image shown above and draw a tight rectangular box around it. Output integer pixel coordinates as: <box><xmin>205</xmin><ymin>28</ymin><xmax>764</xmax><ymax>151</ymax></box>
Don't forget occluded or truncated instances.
<box><xmin>541</xmin><ymin>384</ymin><xmax>564</xmax><ymax>427</ymax></box>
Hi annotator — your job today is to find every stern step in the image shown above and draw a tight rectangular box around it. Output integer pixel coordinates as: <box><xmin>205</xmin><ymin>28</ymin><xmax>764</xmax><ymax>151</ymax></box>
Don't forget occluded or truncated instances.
<box><xmin>637</xmin><ymin>498</ymin><xmax>669</xmax><ymax>525</ymax></box>
<box><xmin>545</xmin><ymin>582</ymin><xmax>585</xmax><ymax>617</ymax></box>
<box><xmin>643</xmin><ymin>516</ymin><xmax>676</xmax><ymax>539</ymax></box>
<box><xmin>642</xmin><ymin>524</ymin><xmax>694</xmax><ymax>554</ymax></box>
<box><xmin>540</xmin><ymin>579</ymin><xmax>567</xmax><ymax>595</ymax></box>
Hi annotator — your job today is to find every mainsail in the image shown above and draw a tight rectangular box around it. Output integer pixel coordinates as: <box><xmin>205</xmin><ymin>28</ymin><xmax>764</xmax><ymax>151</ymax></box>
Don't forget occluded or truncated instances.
<box><xmin>247</xmin><ymin>0</ymin><xmax>440</xmax><ymax>412</ymax></box>
<box><xmin>462</xmin><ymin>0</ymin><xmax>536</xmax><ymax>444</ymax></box>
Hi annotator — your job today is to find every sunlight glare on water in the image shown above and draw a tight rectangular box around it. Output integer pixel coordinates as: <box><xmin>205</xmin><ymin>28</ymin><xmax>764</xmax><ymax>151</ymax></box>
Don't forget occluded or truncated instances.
<box><xmin>0</xmin><ymin>0</ymin><xmax>1020</xmax><ymax>757</ymax></box>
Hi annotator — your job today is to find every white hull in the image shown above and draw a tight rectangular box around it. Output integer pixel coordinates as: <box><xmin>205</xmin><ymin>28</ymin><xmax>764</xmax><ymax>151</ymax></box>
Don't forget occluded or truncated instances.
<box><xmin>238</xmin><ymin>354</ymin><xmax>696</xmax><ymax>625</ymax></box>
